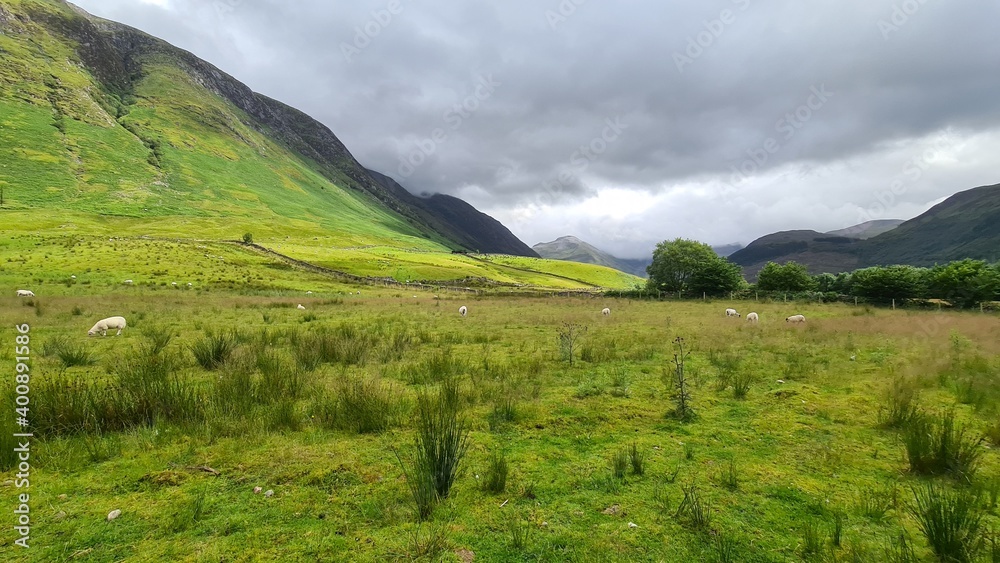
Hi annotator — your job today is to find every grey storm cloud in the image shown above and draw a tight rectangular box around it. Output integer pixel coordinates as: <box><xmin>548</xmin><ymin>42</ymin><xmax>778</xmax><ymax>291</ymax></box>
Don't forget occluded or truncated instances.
<box><xmin>72</xmin><ymin>0</ymin><xmax>1000</xmax><ymax>258</ymax></box>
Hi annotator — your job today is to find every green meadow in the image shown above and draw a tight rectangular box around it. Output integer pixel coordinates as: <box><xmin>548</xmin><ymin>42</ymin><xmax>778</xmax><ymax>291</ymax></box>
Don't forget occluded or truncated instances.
<box><xmin>2</xmin><ymin>263</ymin><xmax>998</xmax><ymax>561</ymax></box>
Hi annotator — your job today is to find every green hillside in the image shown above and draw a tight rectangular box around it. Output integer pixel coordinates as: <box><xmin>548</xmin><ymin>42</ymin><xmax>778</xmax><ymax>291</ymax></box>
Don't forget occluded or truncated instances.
<box><xmin>0</xmin><ymin>0</ymin><xmax>441</xmax><ymax>248</ymax></box>
<box><xmin>730</xmin><ymin>183</ymin><xmax>1000</xmax><ymax>277</ymax></box>
<box><xmin>0</xmin><ymin>0</ymin><xmax>634</xmax><ymax>289</ymax></box>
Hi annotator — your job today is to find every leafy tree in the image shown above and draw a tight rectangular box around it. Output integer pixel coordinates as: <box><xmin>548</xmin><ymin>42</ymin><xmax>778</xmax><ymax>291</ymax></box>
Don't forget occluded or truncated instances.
<box><xmin>242</xmin><ymin>232</ymin><xmax>254</xmax><ymax>245</ymax></box>
<box><xmin>756</xmin><ymin>261</ymin><xmax>817</xmax><ymax>292</ymax></box>
<box><xmin>926</xmin><ymin>259</ymin><xmax>1000</xmax><ymax>307</ymax></box>
<box><xmin>647</xmin><ymin>238</ymin><xmax>744</xmax><ymax>295</ymax></box>
<box><xmin>689</xmin><ymin>258</ymin><xmax>745</xmax><ymax>297</ymax></box>
<box><xmin>814</xmin><ymin>273</ymin><xmax>837</xmax><ymax>293</ymax></box>
<box><xmin>850</xmin><ymin>265</ymin><xmax>925</xmax><ymax>302</ymax></box>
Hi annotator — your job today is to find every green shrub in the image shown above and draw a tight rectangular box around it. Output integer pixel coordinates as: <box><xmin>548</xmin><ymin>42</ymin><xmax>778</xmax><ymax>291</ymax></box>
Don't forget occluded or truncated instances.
<box><xmin>903</xmin><ymin>410</ymin><xmax>984</xmax><ymax>481</ymax></box>
<box><xmin>910</xmin><ymin>483</ymin><xmax>985</xmax><ymax>563</ymax></box>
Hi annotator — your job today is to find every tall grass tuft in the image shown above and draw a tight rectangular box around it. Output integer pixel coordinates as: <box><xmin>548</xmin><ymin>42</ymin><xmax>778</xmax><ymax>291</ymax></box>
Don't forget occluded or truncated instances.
<box><xmin>731</xmin><ymin>371</ymin><xmax>753</xmax><ymax>399</ymax></box>
<box><xmin>141</xmin><ymin>325</ymin><xmax>174</xmax><ymax>355</ymax></box>
<box><xmin>395</xmin><ymin>387</ymin><xmax>470</xmax><ymax>519</ymax></box>
<box><xmin>881</xmin><ymin>530</ymin><xmax>917</xmax><ymax>563</ymax></box>
<box><xmin>109</xmin><ymin>348</ymin><xmax>203</xmax><ymax>429</ymax></box>
<box><xmin>482</xmin><ymin>450</ymin><xmax>508</xmax><ymax>494</ymax></box>
<box><xmin>909</xmin><ymin>483</ymin><xmax>985</xmax><ymax>563</ymax></box>
<box><xmin>610</xmin><ymin>448</ymin><xmax>629</xmax><ymax>480</ymax></box>
<box><xmin>878</xmin><ymin>377</ymin><xmax>919</xmax><ymax>429</ymax></box>
<box><xmin>713</xmin><ymin>532</ymin><xmax>740</xmax><ymax>563</ymax></box>
<box><xmin>719</xmin><ymin>459</ymin><xmax>739</xmax><ymax>491</ymax></box>
<box><xmin>487</xmin><ymin>398</ymin><xmax>518</xmax><ymax>432</ymax></box>
<box><xmin>508</xmin><ymin>515</ymin><xmax>532</xmax><ymax>551</ymax></box>
<box><xmin>316</xmin><ymin>378</ymin><xmax>404</xmax><ymax>434</ymax></box>
<box><xmin>903</xmin><ymin>410</ymin><xmax>984</xmax><ymax>481</ymax></box>
<box><xmin>801</xmin><ymin>519</ymin><xmax>823</xmax><ymax>560</ymax></box>
<box><xmin>855</xmin><ymin>483</ymin><xmax>897</xmax><ymax>521</ymax></box>
<box><xmin>33</xmin><ymin>375</ymin><xmax>97</xmax><ymax>435</ymax></box>
<box><xmin>675</xmin><ymin>485</ymin><xmax>711</xmax><ymax>530</ymax></box>
<box><xmin>628</xmin><ymin>443</ymin><xmax>645</xmax><ymax>476</ymax></box>
<box><xmin>44</xmin><ymin>335</ymin><xmax>95</xmax><ymax>368</ymax></box>
<box><xmin>191</xmin><ymin>331</ymin><xmax>238</xmax><ymax>370</ymax></box>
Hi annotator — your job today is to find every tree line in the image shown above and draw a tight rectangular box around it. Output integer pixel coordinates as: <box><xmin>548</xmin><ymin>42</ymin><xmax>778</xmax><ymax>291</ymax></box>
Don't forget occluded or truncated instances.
<box><xmin>643</xmin><ymin>238</ymin><xmax>1000</xmax><ymax>308</ymax></box>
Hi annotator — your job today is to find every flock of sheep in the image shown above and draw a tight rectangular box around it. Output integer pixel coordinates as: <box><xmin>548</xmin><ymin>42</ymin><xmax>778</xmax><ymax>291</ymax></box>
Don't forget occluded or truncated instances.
<box><xmin>15</xmin><ymin>287</ymin><xmax>806</xmax><ymax>339</ymax></box>
<box><xmin>726</xmin><ymin>307</ymin><xmax>806</xmax><ymax>324</ymax></box>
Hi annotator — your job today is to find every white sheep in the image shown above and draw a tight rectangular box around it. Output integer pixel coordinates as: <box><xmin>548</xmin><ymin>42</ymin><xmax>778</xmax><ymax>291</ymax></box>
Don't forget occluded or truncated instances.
<box><xmin>725</xmin><ymin>308</ymin><xmax>741</xmax><ymax>318</ymax></box>
<box><xmin>746</xmin><ymin>312</ymin><xmax>759</xmax><ymax>323</ymax></box>
<box><xmin>123</xmin><ymin>280</ymin><xmax>133</xmax><ymax>285</ymax></box>
<box><xmin>297</xmin><ymin>304</ymin><xmax>306</xmax><ymax>310</ymax></box>
<box><xmin>88</xmin><ymin>316</ymin><xmax>127</xmax><ymax>337</ymax></box>
<box><xmin>602</xmin><ymin>307</ymin><xmax>611</xmax><ymax>316</ymax></box>
<box><xmin>16</xmin><ymin>290</ymin><xmax>35</xmax><ymax>297</ymax></box>
<box><xmin>459</xmin><ymin>306</ymin><xmax>468</xmax><ymax>317</ymax></box>
<box><xmin>785</xmin><ymin>314</ymin><xmax>806</xmax><ymax>324</ymax></box>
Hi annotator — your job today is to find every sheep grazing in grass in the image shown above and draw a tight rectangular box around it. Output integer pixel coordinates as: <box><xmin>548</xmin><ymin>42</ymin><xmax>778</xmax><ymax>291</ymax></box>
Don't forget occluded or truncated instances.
<box><xmin>297</xmin><ymin>304</ymin><xmax>306</xmax><ymax>310</ymax></box>
<box><xmin>88</xmin><ymin>316</ymin><xmax>127</xmax><ymax>337</ymax></box>
<box><xmin>16</xmin><ymin>290</ymin><xmax>35</xmax><ymax>297</ymax></box>
<box><xmin>785</xmin><ymin>314</ymin><xmax>806</xmax><ymax>324</ymax></box>
<box><xmin>459</xmin><ymin>305</ymin><xmax>468</xmax><ymax>317</ymax></box>
<box><xmin>602</xmin><ymin>307</ymin><xmax>611</xmax><ymax>316</ymax></box>
<box><xmin>123</xmin><ymin>280</ymin><xmax>133</xmax><ymax>285</ymax></box>
<box><xmin>746</xmin><ymin>312</ymin><xmax>759</xmax><ymax>323</ymax></box>
<box><xmin>725</xmin><ymin>308</ymin><xmax>740</xmax><ymax>318</ymax></box>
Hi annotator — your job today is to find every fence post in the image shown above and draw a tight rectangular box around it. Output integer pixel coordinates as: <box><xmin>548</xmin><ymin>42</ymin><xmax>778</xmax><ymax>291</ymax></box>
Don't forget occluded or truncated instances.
<box><xmin>892</xmin><ymin>298</ymin><xmax>895</xmax><ymax>310</ymax></box>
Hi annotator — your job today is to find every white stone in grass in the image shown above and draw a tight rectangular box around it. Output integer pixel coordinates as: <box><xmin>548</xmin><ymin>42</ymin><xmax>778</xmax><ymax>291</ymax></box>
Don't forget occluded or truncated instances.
<box><xmin>628</xmin><ymin>522</ymin><xmax>638</xmax><ymax>529</ymax></box>
<box><xmin>107</xmin><ymin>509</ymin><xmax>121</xmax><ymax>521</ymax></box>
<box><xmin>776</xmin><ymin>379</ymin><xmax>785</xmax><ymax>384</ymax></box>
<box><xmin>265</xmin><ymin>489</ymin><xmax>274</xmax><ymax>498</ymax></box>
<box><xmin>253</xmin><ymin>486</ymin><xmax>262</xmax><ymax>494</ymax></box>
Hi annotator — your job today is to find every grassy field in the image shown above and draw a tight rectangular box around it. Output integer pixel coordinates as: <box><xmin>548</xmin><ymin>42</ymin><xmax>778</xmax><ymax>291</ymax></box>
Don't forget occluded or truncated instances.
<box><xmin>2</xmin><ymin>283</ymin><xmax>998</xmax><ymax>561</ymax></box>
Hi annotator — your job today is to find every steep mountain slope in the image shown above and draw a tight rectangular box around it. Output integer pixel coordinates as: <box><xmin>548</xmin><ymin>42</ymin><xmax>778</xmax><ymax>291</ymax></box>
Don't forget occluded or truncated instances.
<box><xmin>729</xmin><ymin>183</ymin><xmax>1000</xmax><ymax>277</ymax></box>
<box><xmin>826</xmin><ymin>219</ymin><xmax>903</xmax><ymax>239</ymax></box>
<box><xmin>533</xmin><ymin>236</ymin><xmax>650</xmax><ymax>277</ymax></box>
<box><xmin>861</xmin><ymin>183</ymin><xmax>1000</xmax><ymax>266</ymax></box>
<box><xmin>365</xmin><ymin>169</ymin><xmax>537</xmax><ymax>256</ymax></box>
<box><xmin>0</xmin><ymin>0</ymin><xmax>534</xmax><ymax>257</ymax></box>
<box><xmin>728</xmin><ymin>230</ymin><xmax>862</xmax><ymax>279</ymax></box>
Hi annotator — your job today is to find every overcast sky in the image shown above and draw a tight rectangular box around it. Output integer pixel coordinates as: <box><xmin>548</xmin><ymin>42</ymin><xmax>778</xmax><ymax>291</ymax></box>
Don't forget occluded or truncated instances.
<box><xmin>72</xmin><ymin>0</ymin><xmax>1000</xmax><ymax>258</ymax></box>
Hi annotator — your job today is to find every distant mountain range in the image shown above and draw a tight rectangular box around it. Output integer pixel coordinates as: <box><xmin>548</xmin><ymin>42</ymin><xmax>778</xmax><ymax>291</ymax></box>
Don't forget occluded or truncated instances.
<box><xmin>730</xmin><ymin>183</ymin><xmax>1000</xmax><ymax>279</ymax></box>
<box><xmin>532</xmin><ymin>236</ymin><xmax>650</xmax><ymax>277</ymax></box>
<box><xmin>825</xmin><ymin>219</ymin><xmax>904</xmax><ymax>239</ymax></box>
